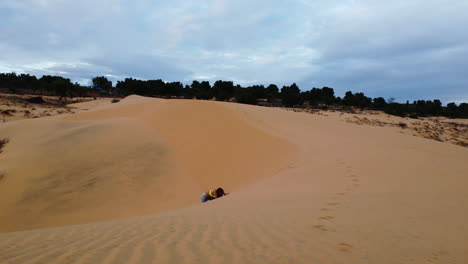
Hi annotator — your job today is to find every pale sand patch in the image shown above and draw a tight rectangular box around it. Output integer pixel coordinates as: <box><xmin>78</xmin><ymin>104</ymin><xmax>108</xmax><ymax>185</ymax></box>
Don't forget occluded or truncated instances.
<box><xmin>0</xmin><ymin>96</ymin><xmax>467</xmax><ymax>263</ymax></box>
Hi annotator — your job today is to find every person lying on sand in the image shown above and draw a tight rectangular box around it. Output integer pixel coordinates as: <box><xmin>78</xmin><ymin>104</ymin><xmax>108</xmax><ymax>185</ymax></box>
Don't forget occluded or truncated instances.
<box><xmin>201</xmin><ymin>187</ymin><xmax>227</xmax><ymax>203</ymax></box>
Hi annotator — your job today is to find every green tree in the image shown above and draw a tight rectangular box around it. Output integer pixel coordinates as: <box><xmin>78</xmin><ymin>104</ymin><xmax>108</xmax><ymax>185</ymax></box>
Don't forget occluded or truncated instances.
<box><xmin>343</xmin><ymin>91</ymin><xmax>354</xmax><ymax>106</ymax></box>
<box><xmin>51</xmin><ymin>78</ymin><xmax>72</xmax><ymax>98</ymax></box>
<box><xmin>445</xmin><ymin>102</ymin><xmax>459</xmax><ymax>118</ymax></box>
<box><xmin>213</xmin><ymin>80</ymin><xmax>234</xmax><ymax>101</ymax></box>
<box><xmin>236</xmin><ymin>88</ymin><xmax>258</xmax><ymax>105</ymax></box>
<box><xmin>459</xmin><ymin>103</ymin><xmax>468</xmax><ymax>118</ymax></box>
<box><xmin>353</xmin><ymin>92</ymin><xmax>372</xmax><ymax>109</ymax></box>
<box><xmin>281</xmin><ymin>83</ymin><xmax>301</xmax><ymax>106</ymax></box>
<box><xmin>266</xmin><ymin>84</ymin><xmax>279</xmax><ymax>102</ymax></box>
<box><xmin>372</xmin><ymin>97</ymin><xmax>387</xmax><ymax>109</ymax></box>
<box><xmin>306</xmin><ymin>87</ymin><xmax>336</xmax><ymax>106</ymax></box>
<box><xmin>92</xmin><ymin>76</ymin><xmax>112</xmax><ymax>93</ymax></box>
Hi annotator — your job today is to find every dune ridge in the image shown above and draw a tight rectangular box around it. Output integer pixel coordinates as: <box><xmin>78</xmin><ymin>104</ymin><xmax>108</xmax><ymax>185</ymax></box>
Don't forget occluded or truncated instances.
<box><xmin>1</xmin><ymin>96</ymin><xmax>467</xmax><ymax>263</ymax></box>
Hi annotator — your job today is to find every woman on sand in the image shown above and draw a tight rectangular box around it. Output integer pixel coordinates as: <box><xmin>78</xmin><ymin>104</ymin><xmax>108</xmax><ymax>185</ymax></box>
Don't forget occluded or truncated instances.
<box><xmin>201</xmin><ymin>187</ymin><xmax>227</xmax><ymax>203</ymax></box>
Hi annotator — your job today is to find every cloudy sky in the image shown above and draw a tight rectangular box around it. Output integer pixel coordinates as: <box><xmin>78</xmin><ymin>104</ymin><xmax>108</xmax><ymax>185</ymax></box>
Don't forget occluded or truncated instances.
<box><xmin>1</xmin><ymin>0</ymin><xmax>467</xmax><ymax>103</ymax></box>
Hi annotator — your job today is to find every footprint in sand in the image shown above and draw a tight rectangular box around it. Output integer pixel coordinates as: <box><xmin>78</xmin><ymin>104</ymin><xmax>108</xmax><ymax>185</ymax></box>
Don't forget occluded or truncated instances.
<box><xmin>336</xmin><ymin>159</ymin><xmax>345</xmax><ymax>165</ymax></box>
<box><xmin>337</xmin><ymin>242</ymin><xmax>353</xmax><ymax>252</ymax></box>
<box><xmin>425</xmin><ymin>250</ymin><xmax>449</xmax><ymax>263</ymax></box>
<box><xmin>313</xmin><ymin>225</ymin><xmax>328</xmax><ymax>231</ymax></box>
<box><xmin>318</xmin><ymin>216</ymin><xmax>334</xmax><ymax>220</ymax></box>
<box><xmin>437</xmin><ymin>250</ymin><xmax>449</xmax><ymax>256</ymax></box>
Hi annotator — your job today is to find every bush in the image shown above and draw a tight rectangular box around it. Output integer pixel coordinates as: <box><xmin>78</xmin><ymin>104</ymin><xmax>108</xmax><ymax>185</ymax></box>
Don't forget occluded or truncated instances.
<box><xmin>27</xmin><ymin>96</ymin><xmax>46</xmax><ymax>104</ymax></box>
<box><xmin>111</xmin><ymin>99</ymin><xmax>120</xmax><ymax>103</ymax></box>
<box><xmin>1</xmin><ymin>109</ymin><xmax>15</xmax><ymax>116</ymax></box>
<box><xmin>398</xmin><ymin>122</ymin><xmax>408</xmax><ymax>129</ymax></box>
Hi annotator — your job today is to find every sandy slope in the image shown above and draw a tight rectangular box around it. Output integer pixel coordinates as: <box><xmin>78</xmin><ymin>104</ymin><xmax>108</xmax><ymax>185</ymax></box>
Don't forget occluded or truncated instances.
<box><xmin>0</xmin><ymin>96</ymin><xmax>295</xmax><ymax>232</ymax></box>
<box><xmin>1</xmin><ymin>96</ymin><xmax>467</xmax><ymax>263</ymax></box>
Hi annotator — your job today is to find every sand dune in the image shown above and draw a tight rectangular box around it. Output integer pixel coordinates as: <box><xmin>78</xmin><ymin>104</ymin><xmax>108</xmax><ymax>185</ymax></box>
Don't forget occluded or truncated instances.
<box><xmin>0</xmin><ymin>96</ymin><xmax>296</xmax><ymax>232</ymax></box>
<box><xmin>1</xmin><ymin>96</ymin><xmax>467</xmax><ymax>263</ymax></box>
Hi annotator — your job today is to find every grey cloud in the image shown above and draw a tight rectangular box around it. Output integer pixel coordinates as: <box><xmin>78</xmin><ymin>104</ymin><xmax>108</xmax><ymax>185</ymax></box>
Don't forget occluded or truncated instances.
<box><xmin>29</xmin><ymin>55</ymin><xmax>192</xmax><ymax>85</ymax></box>
<box><xmin>301</xmin><ymin>45</ymin><xmax>468</xmax><ymax>102</ymax></box>
<box><xmin>0</xmin><ymin>0</ymin><xmax>467</xmax><ymax>103</ymax></box>
<box><xmin>298</xmin><ymin>0</ymin><xmax>468</xmax><ymax>102</ymax></box>
<box><xmin>85</xmin><ymin>55</ymin><xmax>192</xmax><ymax>82</ymax></box>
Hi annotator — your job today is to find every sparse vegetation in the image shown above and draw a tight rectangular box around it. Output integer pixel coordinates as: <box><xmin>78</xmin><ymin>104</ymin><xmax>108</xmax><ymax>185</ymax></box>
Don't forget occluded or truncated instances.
<box><xmin>1</xmin><ymin>109</ymin><xmax>16</xmax><ymax>116</ymax></box>
<box><xmin>0</xmin><ymin>138</ymin><xmax>9</xmax><ymax>153</ymax></box>
<box><xmin>27</xmin><ymin>96</ymin><xmax>46</xmax><ymax>104</ymax></box>
<box><xmin>2</xmin><ymin>109</ymin><xmax>14</xmax><ymax>122</ymax></box>
<box><xmin>398</xmin><ymin>122</ymin><xmax>408</xmax><ymax>129</ymax></box>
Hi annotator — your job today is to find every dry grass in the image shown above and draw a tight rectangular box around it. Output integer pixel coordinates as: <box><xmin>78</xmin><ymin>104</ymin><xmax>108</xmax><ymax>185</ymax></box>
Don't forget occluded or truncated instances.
<box><xmin>0</xmin><ymin>93</ymin><xmax>85</xmax><ymax>122</ymax></box>
<box><xmin>398</xmin><ymin>122</ymin><xmax>408</xmax><ymax>129</ymax></box>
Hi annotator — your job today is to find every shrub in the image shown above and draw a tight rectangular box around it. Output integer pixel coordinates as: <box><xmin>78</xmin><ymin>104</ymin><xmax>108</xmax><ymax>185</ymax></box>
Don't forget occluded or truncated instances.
<box><xmin>27</xmin><ymin>96</ymin><xmax>45</xmax><ymax>104</ymax></box>
<box><xmin>111</xmin><ymin>99</ymin><xmax>120</xmax><ymax>103</ymax></box>
<box><xmin>0</xmin><ymin>138</ymin><xmax>9</xmax><ymax>153</ymax></box>
<box><xmin>398</xmin><ymin>122</ymin><xmax>408</xmax><ymax>129</ymax></box>
<box><xmin>1</xmin><ymin>109</ymin><xmax>15</xmax><ymax>116</ymax></box>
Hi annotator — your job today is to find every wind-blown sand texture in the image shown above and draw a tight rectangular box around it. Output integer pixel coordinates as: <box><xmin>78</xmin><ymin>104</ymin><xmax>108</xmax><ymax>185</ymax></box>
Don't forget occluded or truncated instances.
<box><xmin>1</xmin><ymin>95</ymin><xmax>467</xmax><ymax>263</ymax></box>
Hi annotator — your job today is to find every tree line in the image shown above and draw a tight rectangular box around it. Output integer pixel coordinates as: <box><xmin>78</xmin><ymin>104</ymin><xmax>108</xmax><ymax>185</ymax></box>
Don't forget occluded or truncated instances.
<box><xmin>0</xmin><ymin>73</ymin><xmax>90</xmax><ymax>98</ymax></box>
<box><xmin>1</xmin><ymin>72</ymin><xmax>467</xmax><ymax>118</ymax></box>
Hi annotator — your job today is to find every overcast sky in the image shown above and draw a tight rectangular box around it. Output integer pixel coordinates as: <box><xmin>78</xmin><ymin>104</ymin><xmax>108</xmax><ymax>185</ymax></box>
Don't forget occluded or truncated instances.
<box><xmin>1</xmin><ymin>0</ymin><xmax>467</xmax><ymax>103</ymax></box>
